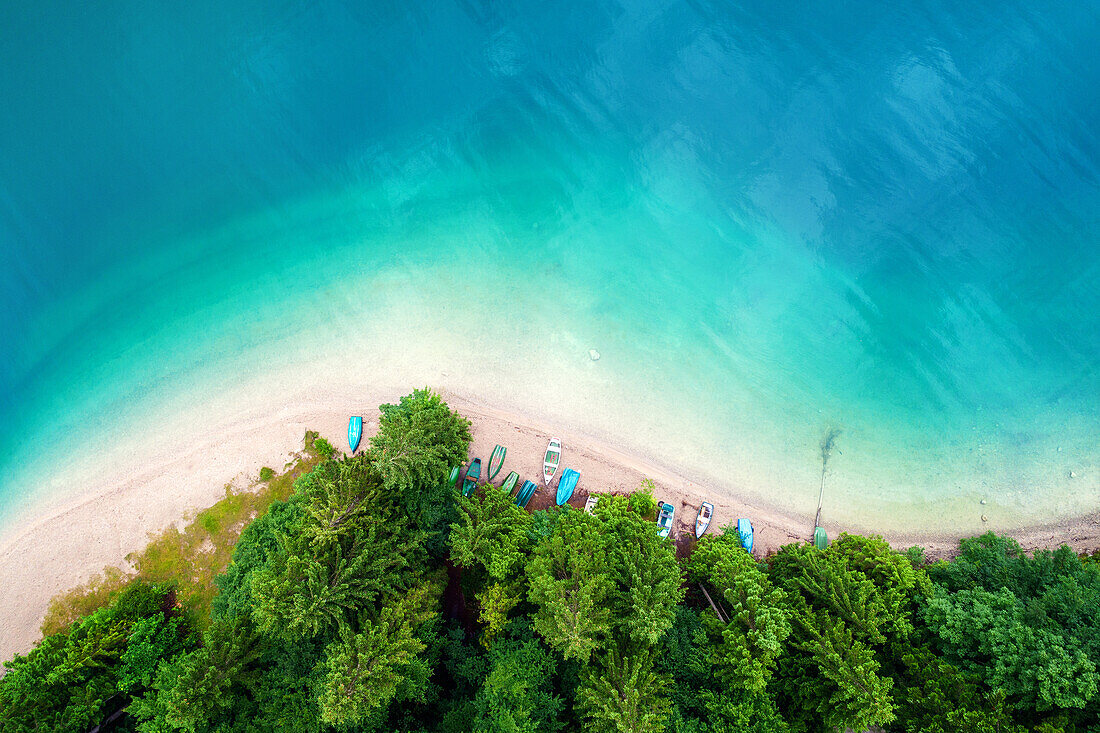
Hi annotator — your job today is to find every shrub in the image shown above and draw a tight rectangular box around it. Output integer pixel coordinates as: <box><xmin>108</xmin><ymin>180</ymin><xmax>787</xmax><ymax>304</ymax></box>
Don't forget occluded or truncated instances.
<box><xmin>259</xmin><ymin>466</ymin><xmax>275</xmax><ymax>481</ymax></box>
<box><xmin>629</xmin><ymin>480</ymin><xmax>658</xmax><ymax>520</ymax></box>
<box><xmin>313</xmin><ymin>437</ymin><xmax>336</xmax><ymax>459</ymax></box>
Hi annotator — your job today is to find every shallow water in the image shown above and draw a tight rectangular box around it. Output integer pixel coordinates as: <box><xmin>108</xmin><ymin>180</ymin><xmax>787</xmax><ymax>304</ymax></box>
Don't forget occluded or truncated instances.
<box><xmin>1</xmin><ymin>0</ymin><xmax>1098</xmax><ymax>534</ymax></box>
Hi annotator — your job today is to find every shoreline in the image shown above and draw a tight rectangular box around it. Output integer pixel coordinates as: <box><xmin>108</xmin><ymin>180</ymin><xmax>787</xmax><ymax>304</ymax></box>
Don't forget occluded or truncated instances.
<box><xmin>2</xmin><ymin>385</ymin><xmax>1099</xmax><ymax>664</ymax></box>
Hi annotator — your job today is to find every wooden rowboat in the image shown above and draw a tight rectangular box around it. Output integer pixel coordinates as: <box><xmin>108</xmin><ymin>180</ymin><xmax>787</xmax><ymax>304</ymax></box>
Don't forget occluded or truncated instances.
<box><xmin>487</xmin><ymin>444</ymin><xmax>506</xmax><ymax>481</ymax></box>
<box><xmin>584</xmin><ymin>495</ymin><xmax>599</xmax><ymax>513</ymax></box>
<box><xmin>695</xmin><ymin>502</ymin><xmax>713</xmax><ymax>538</ymax></box>
<box><xmin>462</xmin><ymin>458</ymin><xmax>481</xmax><ymax>497</ymax></box>
<box><xmin>348</xmin><ymin>416</ymin><xmax>363</xmax><ymax>453</ymax></box>
<box><xmin>448</xmin><ymin>466</ymin><xmax>461</xmax><ymax>489</ymax></box>
<box><xmin>657</xmin><ymin>503</ymin><xmax>675</xmax><ymax>538</ymax></box>
<box><xmin>501</xmin><ymin>471</ymin><xmax>520</xmax><ymax>495</ymax></box>
<box><xmin>543</xmin><ymin>438</ymin><xmax>561</xmax><ymax>486</ymax></box>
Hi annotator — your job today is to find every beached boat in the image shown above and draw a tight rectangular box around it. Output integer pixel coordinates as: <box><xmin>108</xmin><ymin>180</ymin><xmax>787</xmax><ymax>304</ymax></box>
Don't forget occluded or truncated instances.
<box><xmin>584</xmin><ymin>495</ymin><xmax>599</xmax><ymax>513</ymax></box>
<box><xmin>657</xmin><ymin>502</ymin><xmax>675</xmax><ymax>538</ymax></box>
<box><xmin>814</xmin><ymin>526</ymin><xmax>828</xmax><ymax>550</ymax></box>
<box><xmin>556</xmin><ymin>468</ymin><xmax>579</xmax><ymax>505</ymax></box>
<box><xmin>448</xmin><ymin>466</ymin><xmax>461</xmax><ymax>489</ymax></box>
<box><xmin>501</xmin><ymin>471</ymin><xmax>520</xmax><ymax>495</ymax></box>
<box><xmin>695</xmin><ymin>502</ymin><xmax>713</xmax><ymax>538</ymax></box>
<box><xmin>487</xmin><ymin>444</ymin><xmax>506</xmax><ymax>481</ymax></box>
<box><xmin>543</xmin><ymin>438</ymin><xmax>561</xmax><ymax>486</ymax></box>
<box><xmin>462</xmin><ymin>458</ymin><xmax>481</xmax><ymax>497</ymax></box>
<box><xmin>348</xmin><ymin>416</ymin><xmax>363</xmax><ymax>452</ymax></box>
<box><xmin>516</xmin><ymin>479</ymin><xmax>538</xmax><ymax>508</ymax></box>
<box><xmin>738</xmin><ymin>518</ymin><xmax>754</xmax><ymax>554</ymax></box>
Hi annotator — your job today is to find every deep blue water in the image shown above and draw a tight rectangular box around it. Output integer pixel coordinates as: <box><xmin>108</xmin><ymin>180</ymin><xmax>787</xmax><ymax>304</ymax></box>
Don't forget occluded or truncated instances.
<box><xmin>1</xmin><ymin>0</ymin><xmax>1098</xmax><ymax>532</ymax></box>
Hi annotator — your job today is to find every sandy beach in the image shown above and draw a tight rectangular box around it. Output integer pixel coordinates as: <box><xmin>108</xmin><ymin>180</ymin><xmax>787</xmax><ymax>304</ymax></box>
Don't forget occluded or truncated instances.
<box><xmin>2</xmin><ymin>385</ymin><xmax>1098</xmax><ymax>665</ymax></box>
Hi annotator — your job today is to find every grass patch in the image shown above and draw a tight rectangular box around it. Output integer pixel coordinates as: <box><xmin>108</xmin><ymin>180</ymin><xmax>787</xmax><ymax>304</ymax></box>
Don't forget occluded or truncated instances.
<box><xmin>40</xmin><ymin>430</ymin><xmax>328</xmax><ymax>636</ymax></box>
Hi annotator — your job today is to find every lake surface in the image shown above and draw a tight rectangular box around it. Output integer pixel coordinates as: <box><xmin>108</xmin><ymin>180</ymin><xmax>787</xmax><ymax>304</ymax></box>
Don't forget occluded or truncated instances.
<box><xmin>2</xmin><ymin>0</ymin><xmax>1097</xmax><ymax>534</ymax></box>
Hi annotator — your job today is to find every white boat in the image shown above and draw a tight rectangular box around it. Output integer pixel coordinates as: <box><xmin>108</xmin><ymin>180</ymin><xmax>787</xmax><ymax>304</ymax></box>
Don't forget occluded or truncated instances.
<box><xmin>657</xmin><ymin>502</ymin><xmax>675</xmax><ymax>538</ymax></box>
<box><xmin>695</xmin><ymin>502</ymin><xmax>713</xmax><ymax>538</ymax></box>
<box><xmin>543</xmin><ymin>437</ymin><xmax>561</xmax><ymax>486</ymax></box>
<box><xmin>584</xmin><ymin>495</ymin><xmax>599</xmax><ymax>513</ymax></box>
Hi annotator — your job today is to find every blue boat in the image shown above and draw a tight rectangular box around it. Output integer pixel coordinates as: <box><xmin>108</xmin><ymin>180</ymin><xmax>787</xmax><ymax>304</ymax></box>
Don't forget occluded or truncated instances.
<box><xmin>556</xmin><ymin>468</ymin><xmax>580</xmax><ymax>505</ymax></box>
<box><xmin>737</xmin><ymin>518</ymin><xmax>754</xmax><ymax>554</ymax></box>
<box><xmin>516</xmin><ymin>479</ymin><xmax>537</xmax><ymax>508</ymax></box>
<box><xmin>348</xmin><ymin>416</ymin><xmax>363</xmax><ymax>453</ymax></box>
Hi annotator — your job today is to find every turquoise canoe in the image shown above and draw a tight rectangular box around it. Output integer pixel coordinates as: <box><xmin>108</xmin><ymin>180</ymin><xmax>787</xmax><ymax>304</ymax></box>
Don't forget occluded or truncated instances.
<box><xmin>448</xmin><ymin>466</ymin><xmax>461</xmax><ymax>489</ymax></box>
<box><xmin>348</xmin><ymin>416</ymin><xmax>363</xmax><ymax>452</ymax></box>
<box><xmin>814</xmin><ymin>526</ymin><xmax>828</xmax><ymax>550</ymax></box>
<box><xmin>738</xmin><ymin>518</ymin><xmax>754</xmax><ymax>554</ymax></box>
<box><xmin>463</xmin><ymin>458</ymin><xmax>481</xmax><ymax>497</ymax></box>
<box><xmin>487</xmin><ymin>444</ymin><xmax>506</xmax><ymax>481</ymax></box>
<box><xmin>501</xmin><ymin>471</ymin><xmax>520</xmax><ymax>495</ymax></box>
<box><xmin>516</xmin><ymin>479</ymin><xmax>537</xmax><ymax>508</ymax></box>
<box><xmin>556</xmin><ymin>468</ymin><xmax>579</xmax><ymax>505</ymax></box>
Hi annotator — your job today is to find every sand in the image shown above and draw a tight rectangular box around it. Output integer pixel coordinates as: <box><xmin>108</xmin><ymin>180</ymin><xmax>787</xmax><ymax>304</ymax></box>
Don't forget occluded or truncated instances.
<box><xmin>2</xmin><ymin>385</ymin><xmax>1099</xmax><ymax>665</ymax></box>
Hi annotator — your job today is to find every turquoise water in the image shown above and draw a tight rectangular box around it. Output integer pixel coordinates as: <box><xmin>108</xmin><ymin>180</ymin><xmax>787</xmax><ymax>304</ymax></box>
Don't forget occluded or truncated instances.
<box><xmin>1</xmin><ymin>0</ymin><xmax>1098</xmax><ymax>534</ymax></box>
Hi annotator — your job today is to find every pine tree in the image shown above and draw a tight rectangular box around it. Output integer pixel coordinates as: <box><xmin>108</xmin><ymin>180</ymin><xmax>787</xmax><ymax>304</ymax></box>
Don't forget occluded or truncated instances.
<box><xmin>526</xmin><ymin>510</ymin><xmax>612</xmax><ymax>663</ymax></box>
<box><xmin>577</xmin><ymin>645</ymin><xmax>670</xmax><ymax>733</ymax></box>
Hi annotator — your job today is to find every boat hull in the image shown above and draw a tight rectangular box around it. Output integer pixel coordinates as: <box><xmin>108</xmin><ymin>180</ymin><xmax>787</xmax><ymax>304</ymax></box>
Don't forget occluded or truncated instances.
<box><xmin>737</xmin><ymin>518</ymin><xmax>754</xmax><ymax>554</ymax></box>
<box><xmin>348</xmin><ymin>416</ymin><xmax>363</xmax><ymax>453</ymax></box>
<box><xmin>501</xmin><ymin>471</ymin><xmax>520</xmax><ymax>494</ymax></box>
<box><xmin>543</xmin><ymin>438</ymin><xmax>561</xmax><ymax>486</ymax></box>
<box><xmin>487</xmin><ymin>445</ymin><xmax>507</xmax><ymax>481</ymax></box>
<box><xmin>556</xmin><ymin>468</ymin><xmax>579</xmax><ymax>505</ymax></box>
<box><xmin>516</xmin><ymin>480</ymin><xmax>538</xmax><ymax>508</ymax></box>
<box><xmin>695</xmin><ymin>502</ymin><xmax>713</xmax><ymax>539</ymax></box>
<box><xmin>462</xmin><ymin>458</ymin><xmax>481</xmax><ymax>497</ymax></box>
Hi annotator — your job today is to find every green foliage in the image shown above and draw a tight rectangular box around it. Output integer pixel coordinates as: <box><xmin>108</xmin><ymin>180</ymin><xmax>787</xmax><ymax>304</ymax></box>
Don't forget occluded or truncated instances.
<box><xmin>120</xmin><ymin>613</ymin><xmax>198</xmax><ymax>693</ymax></box>
<box><xmin>12</xmin><ymin>389</ymin><xmax>1100</xmax><ymax>733</ymax></box>
<box><xmin>688</xmin><ymin>531</ymin><xmax>790</xmax><ymax>693</ymax></box>
<box><xmin>526</xmin><ymin>510</ymin><xmax>612</xmax><ymax>663</ymax></box>
<box><xmin>313</xmin><ymin>436</ymin><xmax>336</xmax><ymax>459</ymax></box>
<box><xmin>0</xmin><ymin>581</ymin><xmax>191</xmax><ymax>733</ymax></box>
<box><xmin>628</xmin><ymin>479</ymin><xmax>658</xmax><ymax>519</ymax></box>
<box><xmin>317</xmin><ymin>586</ymin><xmax>437</xmax><ymax>726</ymax></box>
<box><xmin>472</xmin><ymin>637</ymin><xmax>564</xmax><ymax>733</ymax></box>
<box><xmin>452</xmin><ymin>482</ymin><xmax>534</xmax><ymax>580</ymax></box>
<box><xmin>598</xmin><ymin>495</ymin><xmax>684</xmax><ymax>647</ymax></box>
<box><xmin>40</xmin><ymin>438</ymin><xmax>324</xmax><ymax>634</ymax></box>
<box><xmin>131</xmin><ymin>614</ymin><xmax>263</xmax><ymax>731</ymax></box>
<box><xmin>577</xmin><ymin>645</ymin><xmax>669</xmax><ymax>733</ymax></box>
<box><xmin>259</xmin><ymin>466</ymin><xmax>275</xmax><ymax>481</ymax></box>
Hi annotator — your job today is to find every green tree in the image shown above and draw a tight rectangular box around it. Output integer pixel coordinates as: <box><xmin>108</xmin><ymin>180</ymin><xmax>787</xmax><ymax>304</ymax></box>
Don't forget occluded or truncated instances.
<box><xmin>0</xmin><ymin>581</ymin><xmax>181</xmax><ymax>733</ymax></box>
<box><xmin>316</xmin><ymin>586</ymin><xmax>437</xmax><ymax>726</ymax></box>
<box><xmin>451</xmin><ymin>482</ymin><xmax>534</xmax><ymax>580</ymax></box>
<box><xmin>472</xmin><ymin>638</ymin><xmax>564</xmax><ymax>733</ymax></box>
<box><xmin>132</xmin><ymin>614</ymin><xmax>263</xmax><ymax>732</ymax></box>
<box><xmin>688</xmin><ymin>530</ymin><xmax>790</xmax><ymax>693</ymax></box>
<box><xmin>598</xmin><ymin>495</ymin><xmax>684</xmax><ymax>648</ymax></box>
<box><xmin>526</xmin><ymin>510</ymin><xmax>612</xmax><ymax>663</ymax></box>
<box><xmin>577</xmin><ymin>646</ymin><xmax>669</xmax><ymax>733</ymax></box>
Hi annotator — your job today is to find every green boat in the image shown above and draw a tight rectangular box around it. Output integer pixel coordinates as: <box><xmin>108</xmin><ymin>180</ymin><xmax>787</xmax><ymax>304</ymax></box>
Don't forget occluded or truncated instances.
<box><xmin>448</xmin><ymin>466</ymin><xmax>461</xmax><ymax>489</ymax></box>
<box><xmin>487</xmin><ymin>444</ymin><xmax>506</xmax><ymax>481</ymax></box>
<box><xmin>501</xmin><ymin>471</ymin><xmax>520</xmax><ymax>495</ymax></box>
<box><xmin>462</xmin><ymin>458</ymin><xmax>481</xmax><ymax>497</ymax></box>
<box><xmin>516</xmin><ymin>479</ymin><xmax>537</xmax><ymax>508</ymax></box>
<box><xmin>814</xmin><ymin>526</ymin><xmax>828</xmax><ymax>550</ymax></box>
